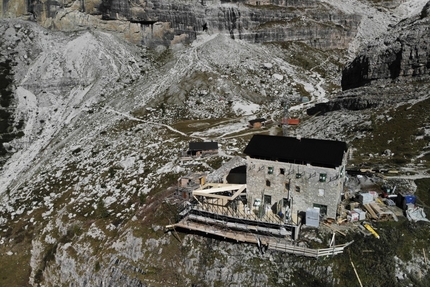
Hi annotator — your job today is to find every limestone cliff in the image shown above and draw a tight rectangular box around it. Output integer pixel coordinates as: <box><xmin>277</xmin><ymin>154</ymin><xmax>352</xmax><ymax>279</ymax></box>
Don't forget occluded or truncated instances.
<box><xmin>1</xmin><ymin>0</ymin><xmax>360</xmax><ymax>48</ymax></box>
<box><xmin>341</xmin><ymin>1</ymin><xmax>430</xmax><ymax>90</ymax></box>
<box><xmin>305</xmin><ymin>1</ymin><xmax>430</xmax><ymax>116</ymax></box>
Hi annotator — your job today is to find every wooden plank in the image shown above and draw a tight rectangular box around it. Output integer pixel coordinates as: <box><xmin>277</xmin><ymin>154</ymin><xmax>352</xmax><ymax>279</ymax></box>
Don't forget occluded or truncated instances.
<box><xmin>363</xmin><ymin>204</ymin><xmax>378</xmax><ymax>219</ymax></box>
<box><xmin>194</xmin><ymin>184</ymin><xmax>246</xmax><ymax>193</ymax></box>
<box><xmin>369</xmin><ymin>202</ymin><xmax>383</xmax><ymax>215</ymax></box>
<box><xmin>193</xmin><ymin>184</ymin><xmax>246</xmax><ymax>201</ymax></box>
<box><xmin>350</xmin><ymin>254</ymin><xmax>364</xmax><ymax>287</ymax></box>
<box><xmin>323</xmin><ymin>223</ymin><xmax>346</xmax><ymax>236</ymax></box>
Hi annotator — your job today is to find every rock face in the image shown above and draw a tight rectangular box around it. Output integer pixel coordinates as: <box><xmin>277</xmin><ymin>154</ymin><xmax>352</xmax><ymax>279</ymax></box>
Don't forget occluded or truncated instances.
<box><xmin>0</xmin><ymin>22</ymin><xmax>40</xmax><ymax>164</ymax></box>
<box><xmin>341</xmin><ymin>1</ymin><xmax>430</xmax><ymax>90</ymax></box>
<box><xmin>306</xmin><ymin>1</ymin><xmax>430</xmax><ymax>116</ymax></box>
<box><xmin>1</xmin><ymin>0</ymin><xmax>360</xmax><ymax>48</ymax></box>
<box><xmin>0</xmin><ymin>58</ymin><xmax>17</xmax><ymax>158</ymax></box>
<box><xmin>307</xmin><ymin>91</ymin><xmax>380</xmax><ymax>116</ymax></box>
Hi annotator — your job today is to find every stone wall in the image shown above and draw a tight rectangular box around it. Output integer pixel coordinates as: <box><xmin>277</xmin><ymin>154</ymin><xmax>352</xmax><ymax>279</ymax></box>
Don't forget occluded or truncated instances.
<box><xmin>246</xmin><ymin>156</ymin><xmax>346</xmax><ymax>220</ymax></box>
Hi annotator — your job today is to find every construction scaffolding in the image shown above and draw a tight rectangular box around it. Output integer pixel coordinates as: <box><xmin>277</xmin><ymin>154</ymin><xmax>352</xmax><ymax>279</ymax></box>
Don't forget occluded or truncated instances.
<box><xmin>168</xmin><ymin>182</ymin><xmax>353</xmax><ymax>258</ymax></box>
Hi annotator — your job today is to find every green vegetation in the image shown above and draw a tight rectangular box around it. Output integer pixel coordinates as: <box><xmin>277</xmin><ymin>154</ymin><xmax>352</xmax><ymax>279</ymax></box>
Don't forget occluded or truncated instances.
<box><xmin>350</xmin><ymin>98</ymin><xmax>430</xmax><ymax>169</ymax></box>
<box><xmin>415</xmin><ymin>178</ymin><xmax>430</xmax><ymax>215</ymax></box>
<box><xmin>147</xmin><ymin>47</ymin><xmax>174</xmax><ymax>68</ymax></box>
<box><xmin>96</xmin><ymin>199</ymin><xmax>110</xmax><ymax>219</ymax></box>
<box><xmin>172</xmin><ymin>117</ymin><xmax>233</xmax><ymax>134</ymax></box>
<box><xmin>268</xmin><ymin>41</ymin><xmax>345</xmax><ymax>75</ymax></box>
<box><xmin>0</xmin><ymin>245</ymin><xmax>32</xmax><ymax>287</ymax></box>
<box><xmin>317</xmin><ymin>178</ymin><xmax>430</xmax><ymax>286</ymax></box>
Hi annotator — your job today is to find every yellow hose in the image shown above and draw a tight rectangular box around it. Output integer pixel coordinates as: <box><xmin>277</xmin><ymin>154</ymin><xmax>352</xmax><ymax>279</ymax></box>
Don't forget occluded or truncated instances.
<box><xmin>363</xmin><ymin>223</ymin><xmax>380</xmax><ymax>239</ymax></box>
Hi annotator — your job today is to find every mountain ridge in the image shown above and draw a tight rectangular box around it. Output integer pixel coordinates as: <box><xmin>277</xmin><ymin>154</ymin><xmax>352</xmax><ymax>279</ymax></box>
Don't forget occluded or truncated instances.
<box><xmin>1</xmin><ymin>1</ymin><xmax>430</xmax><ymax>286</ymax></box>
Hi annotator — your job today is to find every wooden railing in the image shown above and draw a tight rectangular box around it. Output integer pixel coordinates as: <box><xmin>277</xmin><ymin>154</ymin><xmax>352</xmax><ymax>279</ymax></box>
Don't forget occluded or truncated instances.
<box><xmin>192</xmin><ymin>203</ymin><xmax>283</xmax><ymax>225</ymax></box>
<box><xmin>169</xmin><ymin>216</ymin><xmax>353</xmax><ymax>258</ymax></box>
<box><xmin>268</xmin><ymin>240</ymin><xmax>354</xmax><ymax>258</ymax></box>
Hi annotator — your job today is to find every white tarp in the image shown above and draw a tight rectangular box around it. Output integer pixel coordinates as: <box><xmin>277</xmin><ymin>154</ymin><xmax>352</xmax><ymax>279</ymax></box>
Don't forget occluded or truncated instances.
<box><xmin>406</xmin><ymin>207</ymin><xmax>430</xmax><ymax>222</ymax></box>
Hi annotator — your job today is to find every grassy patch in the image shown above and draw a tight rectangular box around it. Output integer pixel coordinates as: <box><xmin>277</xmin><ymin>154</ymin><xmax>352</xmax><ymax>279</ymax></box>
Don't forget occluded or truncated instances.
<box><xmin>267</xmin><ymin>41</ymin><xmax>345</xmax><ymax>73</ymax></box>
<box><xmin>328</xmin><ymin>217</ymin><xmax>430</xmax><ymax>286</ymax></box>
<box><xmin>172</xmin><ymin>117</ymin><xmax>236</xmax><ymax>135</ymax></box>
<box><xmin>350</xmin><ymin>99</ymin><xmax>430</xmax><ymax>168</ymax></box>
<box><xmin>0</xmin><ymin>244</ymin><xmax>32</xmax><ymax>287</ymax></box>
<box><xmin>415</xmin><ymin>178</ymin><xmax>430</xmax><ymax>214</ymax></box>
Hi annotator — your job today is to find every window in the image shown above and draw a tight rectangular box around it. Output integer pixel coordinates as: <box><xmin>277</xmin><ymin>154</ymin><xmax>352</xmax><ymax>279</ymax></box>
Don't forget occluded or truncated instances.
<box><xmin>296</xmin><ymin>173</ymin><xmax>302</xmax><ymax>179</ymax></box>
<box><xmin>295</xmin><ymin>186</ymin><xmax>300</xmax><ymax>192</ymax></box>
<box><xmin>313</xmin><ymin>204</ymin><xmax>327</xmax><ymax>216</ymax></box>
<box><xmin>318</xmin><ymin>189</ymin><xmax>325</xmax><ymax>196</ymax></box>
<box><xmin>280</xmin><ymin>168</ymin><xmax>285</xmax><ymax>175</ymax></box>
<box><xmin>268</xmin><ymin>167</ymin><xmax>274</xmax><ymax>174</ymax></box>
<box><xmin>264</xmin><ymin>195</ymin><xmax>272</xmax><ymax>205</ymax></box>
<box><xmin>266</xmin><ymin>180</ymin><xmax>271</xmax><ymax>187</ymax></box>
<box><xmin>283</xmin><ymin>198</ymin><xmax>289</xmax><ymax>207</ymax></box>
<box><xmin>319</xmin><ymin>173</ymin><xmax>327</xmax><ymax>182</ymax></box>
<box><xmin>285</xmin><ymin>182</ymin><xmax>290</xmax><ymax>191</ymax></box>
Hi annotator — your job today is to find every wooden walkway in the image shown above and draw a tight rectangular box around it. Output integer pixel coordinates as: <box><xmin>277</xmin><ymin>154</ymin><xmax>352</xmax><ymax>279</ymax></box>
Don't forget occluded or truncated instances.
<box><xmin>168</xmin><ymin>218</ymin><xmax>353</xmax><ymax>258</ymax></box>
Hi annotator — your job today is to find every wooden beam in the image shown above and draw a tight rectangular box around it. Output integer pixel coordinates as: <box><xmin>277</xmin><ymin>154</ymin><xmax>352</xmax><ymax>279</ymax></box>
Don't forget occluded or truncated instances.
<box><xmin>193</xmin><ymin>184</ymin><xmax>246</xmax><ymax>201</ymax></box>
<box><xmin>193</xmin><ymin>195</ymin><xmax>203</xmax><ymax>205</ymax></box>
<box><xmin>323</xmin><ymin>223</ymin><xmax>346</xmax><ymax>236</ymax></box>
<box><xmin>349</xmin><ymin>253</ymin><xmax>363</xmax><ymax>287</ymax></box>
<box><xmin>194</xmin><ymin>184</ymin><xmax>246</xmax><ymax>194</ymax></box>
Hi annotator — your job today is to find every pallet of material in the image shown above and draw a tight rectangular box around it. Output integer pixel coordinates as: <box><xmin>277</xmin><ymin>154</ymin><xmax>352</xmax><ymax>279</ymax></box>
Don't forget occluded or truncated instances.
<box><xmin>363</xmin><ymin>203</ymin><xmax>398</xmax><ymax>221</ymax></box>
<box><xmin>363</xmin><ymin>204</ymin><xmax>378</xmax><ymax>219</ymax></box>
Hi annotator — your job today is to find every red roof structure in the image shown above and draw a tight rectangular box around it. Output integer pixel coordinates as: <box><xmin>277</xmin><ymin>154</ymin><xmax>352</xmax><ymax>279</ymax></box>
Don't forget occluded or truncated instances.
<box><xmin>287</xmin><ymin>118</ymin><xmax>300</xmax><ymax>125</ymax></box>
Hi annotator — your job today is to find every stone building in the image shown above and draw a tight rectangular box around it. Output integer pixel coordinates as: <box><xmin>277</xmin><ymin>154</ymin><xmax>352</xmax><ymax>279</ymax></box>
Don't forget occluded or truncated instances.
<box><xmin>244</xmin><ymin>134</ymin><xmax>348</xmax><ymax>223</ymax></box>
<box><xmin>187</xmin><ymin>141</ymin><xmax>218</xmax><ymax>157</ymax></box>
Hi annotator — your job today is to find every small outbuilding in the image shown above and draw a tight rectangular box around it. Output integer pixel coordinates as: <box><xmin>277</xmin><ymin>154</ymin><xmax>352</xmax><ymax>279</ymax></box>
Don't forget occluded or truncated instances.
<box><xmin>287</xmin><ymin>118</ymin><xmax>300</xmax><ymax>125</ymax></box>
<box><xmin>176</xmin><ymin>172</ymin><xmax>207</xmax><ymax>199</ymax></box>
<box><xmin>187</xmin><ymin>141</ymin><xmax>218</xmax><ymax>157</ymax></box>
<box><xmin>248</xmin><ymin>118</ymin><xmax>266</xmax><ymax>128</ymax></box>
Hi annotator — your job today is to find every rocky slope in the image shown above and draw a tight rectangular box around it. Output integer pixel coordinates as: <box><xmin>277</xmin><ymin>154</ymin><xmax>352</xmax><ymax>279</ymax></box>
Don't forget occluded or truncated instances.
<box><xmin>0</xmin><ymin>18</ymin><xmax>352</xmax><ymax>286</ymax></box>
<box><xmin>0</xmin><ymin>1</ymin><xmax>430</xmax><ymax>287</ymax></box>
<box><xmin>302</xmin><ymin>1</ymin><xmax>430</xmax><ymax>119</ymax></box>
<box><xmin>302</xmin><ymin>2</ymin><xmax>430</xmax><ymax>169</ymax></box>
<box><xmin>342</xmin><ymin>1</ymin><xmax>430</xmax><ymax>90</ymax></box>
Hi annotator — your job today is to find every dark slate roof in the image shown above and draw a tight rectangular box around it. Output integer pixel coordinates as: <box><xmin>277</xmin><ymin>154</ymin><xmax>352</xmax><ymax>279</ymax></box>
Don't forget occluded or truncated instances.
<box><xmin>188</xmin><ymin>141</ymin><xmax>218</xmax><ymax>151</ymax></box>
<box><xmin>244</xmin><ymin>135</ymin><xmax>347</xmax><ymax>168</ymax></box>
<box><xmin>248</xmin><ymin>118</ymin><xmax>266</xmax><ymax>125</ymax></box>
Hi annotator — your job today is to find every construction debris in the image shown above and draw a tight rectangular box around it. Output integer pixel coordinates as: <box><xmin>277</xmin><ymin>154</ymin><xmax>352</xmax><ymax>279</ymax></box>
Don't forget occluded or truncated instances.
<box><xmin>406</xmin><ymin>206</ymin><xmax>430</xmax><ymax>223</ymax></box>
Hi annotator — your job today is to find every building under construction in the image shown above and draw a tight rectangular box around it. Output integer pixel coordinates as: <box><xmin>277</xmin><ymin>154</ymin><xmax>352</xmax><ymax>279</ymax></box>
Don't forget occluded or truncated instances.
<box><xmin>168</xmin><ymin>135</ymin><xmax>353</xmax><ymax>258</ymax></box>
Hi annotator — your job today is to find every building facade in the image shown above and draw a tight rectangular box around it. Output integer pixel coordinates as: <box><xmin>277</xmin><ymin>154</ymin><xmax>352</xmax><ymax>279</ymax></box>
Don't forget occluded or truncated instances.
<box><xmin>187</xmin><ymin>141</ymin><xmax>218</xmax><ymax>157</ymax></box>
<box><xmin>244</xmin><ymin>135</ymin><xmax>348</xmax><ymax>223</ymax></box>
